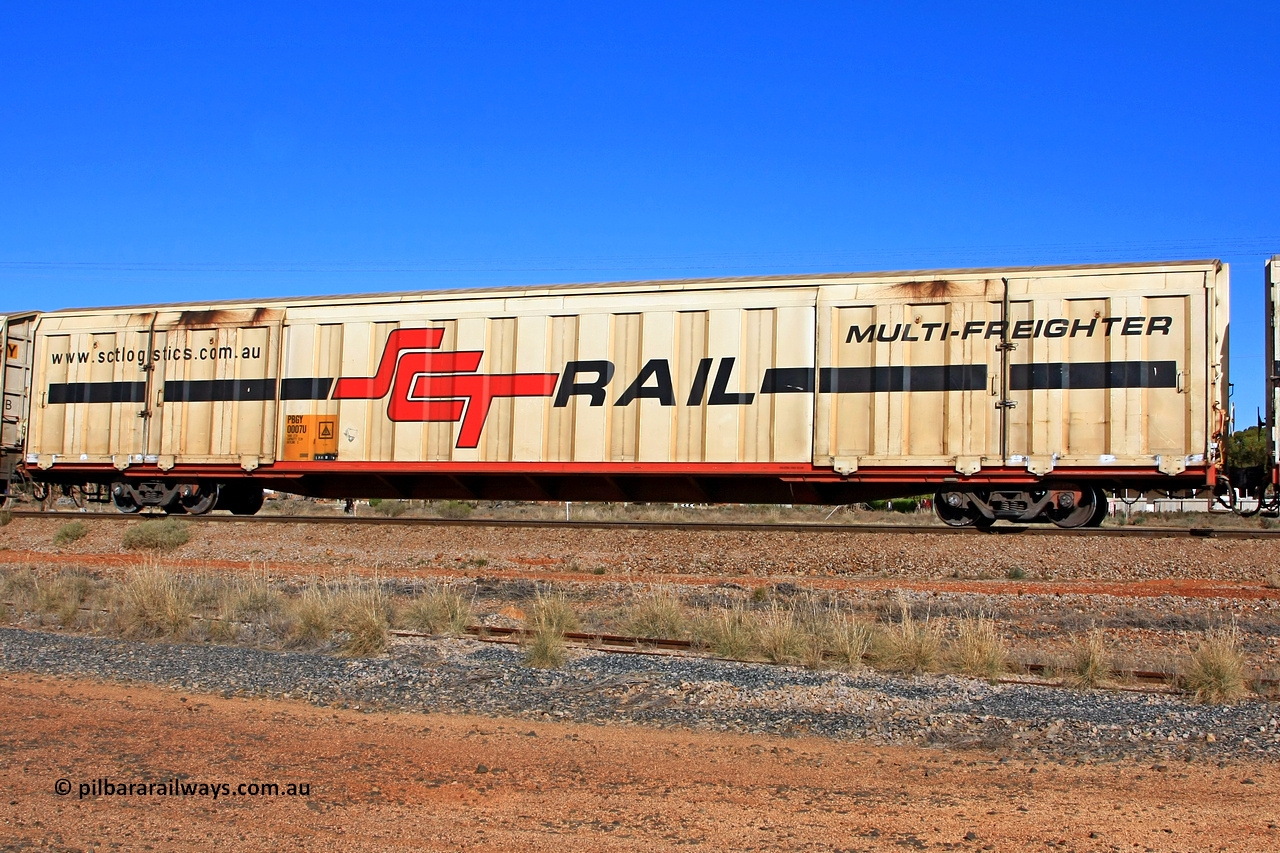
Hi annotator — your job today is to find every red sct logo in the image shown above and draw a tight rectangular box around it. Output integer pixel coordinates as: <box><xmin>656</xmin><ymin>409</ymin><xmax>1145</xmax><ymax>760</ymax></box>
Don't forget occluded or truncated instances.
<box><xmin>332</xmin><ymin>328</ymin><xmax>559</xmax><ymax>448</ymax></box>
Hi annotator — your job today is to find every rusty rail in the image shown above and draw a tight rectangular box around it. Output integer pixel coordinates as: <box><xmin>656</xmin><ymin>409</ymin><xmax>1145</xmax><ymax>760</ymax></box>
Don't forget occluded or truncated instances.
<box><xmin>388</xmin><ymin>626</ymin><xmax>1275</xmax><ymax>695</ymax></box>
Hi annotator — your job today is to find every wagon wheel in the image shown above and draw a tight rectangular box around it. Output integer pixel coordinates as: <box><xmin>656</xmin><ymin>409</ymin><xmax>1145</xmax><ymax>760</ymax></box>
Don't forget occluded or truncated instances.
<box><xmin>1084</xmin><ymin>488</ymin><xmax>1109</xmax><ymax>527</ymax></box>
<box><xmin>1046</xmin><ymin>486</ymin><xmax>1097</xmax><ymax>529</ymax></box>
<box><xmin>180</xmin><ymin>484</ymin><xmax>220</xmax><ymax>516</ymax></box>
<box><xmin>230</xmin><ymin>486</ymin><xmax>264</xmax><ymax>516</ymax></box>
<box><xmin>933</xmin><ymin>492</ymin><xmax>978</xmax><ymax>528</ymax></box>
<box><xmin>111</xmin><ymin>486</ymin><xmax>142</xmax><ymax>514</ymax></box>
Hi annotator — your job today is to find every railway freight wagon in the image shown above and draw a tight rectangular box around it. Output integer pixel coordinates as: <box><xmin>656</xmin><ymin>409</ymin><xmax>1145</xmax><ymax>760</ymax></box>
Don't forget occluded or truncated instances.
<box><xmin>4</xmin><ymin>260</ymin><xmax>1229</xmax><ymax>527</ymax></box>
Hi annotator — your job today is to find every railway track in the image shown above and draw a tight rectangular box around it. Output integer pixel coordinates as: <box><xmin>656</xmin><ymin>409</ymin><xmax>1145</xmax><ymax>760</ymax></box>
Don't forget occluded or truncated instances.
<box><xmin>390</xmin><ymin>626</ymin><xmax>1270</xmax><ymax>694</ymax></box>
<box><xmin>6</xmin><ymin>508</ymin><xmax>1280</xmax><ymax>539</ymax></box>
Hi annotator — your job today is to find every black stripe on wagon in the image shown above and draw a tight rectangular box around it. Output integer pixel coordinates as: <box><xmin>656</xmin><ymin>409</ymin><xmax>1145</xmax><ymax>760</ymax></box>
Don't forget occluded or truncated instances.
<box><xmin>280</xmin><ymin>377</ymin><xmax>334</xmax><ymax>400</ymax></box>
<box><xmin>818</xmin><ymin>365</ymin><xmax>988</xmax><ymax>393</ymax></box>
<box><xmin>759</xmin><ymin>367</ymin><xmax>815</xmax><ymax>393</ymax></box>
<box><xmin>1010</xmin><ymin>360</ymin><xmax>1177</xmax><ymax>390</ymax></box>
<box><xmin>47</xmin><ymin>381</ymin><xmax>147</xmax><ymax>404</ymax></box>
<box><xmin>163</xmin><ymin>379</ymin><xmax>276</xmax><ymax>402</ymax></box>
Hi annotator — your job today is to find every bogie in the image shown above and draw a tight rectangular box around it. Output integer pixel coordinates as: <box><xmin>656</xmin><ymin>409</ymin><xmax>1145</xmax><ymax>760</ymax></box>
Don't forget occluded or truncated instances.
<box><xmin>934</xmin><ymin>485</ymin><xmax>1107</xmax><ymax>528</ymax></box>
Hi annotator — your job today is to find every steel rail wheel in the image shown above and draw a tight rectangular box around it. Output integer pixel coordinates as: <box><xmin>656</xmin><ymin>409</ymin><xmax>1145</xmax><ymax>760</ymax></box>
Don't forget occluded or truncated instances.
<box><xmin>109</xmin><ymin>482</ymin><xmax>141</xmax><ymax>514</ymax></box>
<box><xmin>179</xmin><ymin>483</ymin><xmax>220</xmax><ymax>516</ymax></box>
<box><xmin>1046</xmin><ymin>486</ymin><xmax>1097</xmax><ymax>529</ymax></box>
<box><xmin>933</xmin><ymin>491</ymin><xmax>979</xmax><ymax>528</ymax></box>
<box><xmin>1084</xmin><ymin>487</ymin><xmax>1108</xmax><ymax>527</ymax></box>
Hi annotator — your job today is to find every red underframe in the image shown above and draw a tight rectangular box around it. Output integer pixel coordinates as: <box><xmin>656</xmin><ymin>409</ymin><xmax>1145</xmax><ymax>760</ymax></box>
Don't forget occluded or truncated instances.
<box><xmin>30</xmin><ymin>460</ymin><xmax>1212</xmax><ymax>486</ymax></box>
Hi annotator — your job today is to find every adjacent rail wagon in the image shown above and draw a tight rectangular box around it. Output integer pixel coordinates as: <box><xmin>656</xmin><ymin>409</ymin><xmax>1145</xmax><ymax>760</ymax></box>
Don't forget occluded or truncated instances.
<box><xmin>0</xmin><ymin>260</ymin><xmax>1237</xmax><ymax>527</ymax></box>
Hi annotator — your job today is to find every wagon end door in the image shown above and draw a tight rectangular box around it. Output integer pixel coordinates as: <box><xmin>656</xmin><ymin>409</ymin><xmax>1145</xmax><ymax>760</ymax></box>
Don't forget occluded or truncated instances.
<box><xmin>1</xmin><ymin>312</ymin><xmax>37</xmax><ymax>457</ymax></box>
<box><xmin>1268</xmin><ymin>257</ymin><xmax>1279</xmax><ymax>475</ymax></box>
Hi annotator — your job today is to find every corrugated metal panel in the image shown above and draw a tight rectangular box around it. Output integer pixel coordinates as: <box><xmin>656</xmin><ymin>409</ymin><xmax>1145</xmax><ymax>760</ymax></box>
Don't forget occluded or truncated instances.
<box><xmin>22</xmin><ymin>261</ymin><xmax>1225</xmax><ymax>480</ymax></box>
<box><xmin>814</xmin><ymin>268</ymin><xmax>1220</xmax><ymax>475</ymax></box>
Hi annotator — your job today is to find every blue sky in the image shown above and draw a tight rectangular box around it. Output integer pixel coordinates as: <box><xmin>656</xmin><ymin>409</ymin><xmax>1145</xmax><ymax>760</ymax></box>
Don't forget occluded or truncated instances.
<box><xmin>1</xmin><ymin>2</ymin><xmax>1277</xmax><ymax>416</ymax></box>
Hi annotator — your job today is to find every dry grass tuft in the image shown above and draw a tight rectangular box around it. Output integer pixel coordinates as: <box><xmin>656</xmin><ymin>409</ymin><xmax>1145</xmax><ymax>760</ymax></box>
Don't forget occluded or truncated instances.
<box><xmin>626</xmin><ymin>586</ymin><xmax>686</xmax><ymax>640</ymax></box>
<box><xmin>288</xmin><ymin>582</ymin><xmax>337</xmax><ymax>647</ymax></box>
<box><xmin>2</xmin><ymin>568</ymin><xmax>37</xmax><ymax>619</ymax></box>
<box><xmin>228</xmin><ymin>572</ymin><xmax>286</xmax><ymax>623</ymax></box>
<box><xmin>122</xmin><ymin>519</ymin><xmax>190</xmax><ymax>552</ymax></box>
<box><xmin>53</xmin><ymin>521</ymin><xmax>88</xmax><ymax>546</ymax></box>
<box><xmin>874</xmin><ymin>602</ymin><xmax>942</xmax><ymax>674</ymax></box>
<box><xmin>949</xmin><ymin>616</ymin><xmax>1008</xmax><ymax>680</ymax></box>
<box><xmin>696</xmin><ymin>605</ymin><xmax>757</xmax><ymax>660</ymax></box>
<box><xmin>530</xmin><ymin>591</ymin><xmax>578</xmax><ymax>635</ymax></box>
<box><xmin>523</xmin><ymin>591</ymin><xmax>577</xmax><ymax>668</ymax></box>
<box><xmin>1183</xmin><ymin>624</ymin><xmax>1247</xmax><ymax>704</ymax></box>
<box><xmin>823</xmin><ymin>612</ymin><xmax>874</xmax><ymax>670</ymax></box>
<box><xmin>1068</xmin><ymin>629</ymin><xmax>1112</xmax><ymax>689</ymax></box>
<box><xmin>523</xmin><ymin>629</ymin><xmax>565</xmax><ymax>669</ymax></box>
<box><xmin>37</xmin><ymin>570</ymin><xmax>94</xmax><ymax>627</ymax></box>
<box><xmin>334</xmin><ymin>583</ymin><xmax>390</xmax><ymax>656</ymax></box>
<box><xmin>756</xmin><ymin>606</ymin><xmax>804</xmax><ymax>664</ymax></box>
<box><xmin>189</xmin><ymin>574</ymin><xmax>241</xmax><ymax>643</ymax></box>
<box><xmin>120</xmin><ymin>565</ymin><xmax>193</xmax><ymax>639</ymax></box>
<box><xmin>402</xmin><ymin>582</ymin><xmax>472</xmax><ymax>636</ymax></box>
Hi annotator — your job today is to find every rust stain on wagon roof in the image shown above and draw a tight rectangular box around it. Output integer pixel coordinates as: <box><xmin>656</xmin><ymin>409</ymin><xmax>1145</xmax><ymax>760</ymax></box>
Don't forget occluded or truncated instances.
<box><xmin>891</xmin><ymin>279</ymin><xmax>957</xmax><ymax>299</ymax></box>
<box><xmin>175</xmin><ymin>307</ymin><xmax>277</xmax><ymax>327</ymax></box>
<box><xmin>889</xmin><ymin>278</ymin><xmax>999</xmax><ymax>299</ymax></box>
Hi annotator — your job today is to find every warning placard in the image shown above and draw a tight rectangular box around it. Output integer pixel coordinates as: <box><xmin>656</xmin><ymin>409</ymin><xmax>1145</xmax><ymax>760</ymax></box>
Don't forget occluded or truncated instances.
<box><xmin>283</xmin><ymin>414</ymin><xmax>339</xmax><ymax>461</ymax></box>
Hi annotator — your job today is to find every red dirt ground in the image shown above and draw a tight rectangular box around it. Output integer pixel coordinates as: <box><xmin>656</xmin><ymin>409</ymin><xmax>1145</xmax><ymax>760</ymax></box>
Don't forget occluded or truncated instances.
<box><xmin>2</xmin><ymin>673</ymin><xmax>1277</xmax><ymax>852</ymax></box>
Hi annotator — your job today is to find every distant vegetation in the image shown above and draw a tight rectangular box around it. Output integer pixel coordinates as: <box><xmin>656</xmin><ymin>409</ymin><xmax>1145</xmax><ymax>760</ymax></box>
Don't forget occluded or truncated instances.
<box><xmin>1225</xmin><ymin>425</ymin><xmax>1267</xmax><ymax>468</ymax></box>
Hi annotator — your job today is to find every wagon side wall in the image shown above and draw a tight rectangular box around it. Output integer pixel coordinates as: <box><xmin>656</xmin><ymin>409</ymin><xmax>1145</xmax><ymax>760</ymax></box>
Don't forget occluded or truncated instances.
<box><xmin>21</xmin><ymin>260</ymin><xmax>1224</xmax><ymax>490</ymax></box>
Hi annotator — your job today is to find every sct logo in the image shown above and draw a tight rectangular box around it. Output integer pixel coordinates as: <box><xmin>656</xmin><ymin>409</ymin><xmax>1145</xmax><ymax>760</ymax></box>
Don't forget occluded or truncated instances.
<box><xmin>332</xmin><ymin>328</ymin><xmax>558</xmax><ymax>449</ymax></box>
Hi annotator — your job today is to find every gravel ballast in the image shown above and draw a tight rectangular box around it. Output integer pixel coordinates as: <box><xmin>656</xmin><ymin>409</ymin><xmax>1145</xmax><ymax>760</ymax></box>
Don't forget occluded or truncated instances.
<box><xmin>5</xmin><ymin>515</ymin><xmax>1280</xmax><ymax>582</ymax></box>
<box><xmin>2</xmin><ymin>626</ymin><xmax>1276</xmax><ymax>763</ymax></box>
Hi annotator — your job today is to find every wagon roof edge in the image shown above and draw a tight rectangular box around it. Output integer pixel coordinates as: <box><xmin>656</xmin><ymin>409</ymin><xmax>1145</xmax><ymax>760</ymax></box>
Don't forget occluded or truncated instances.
<box><xmin>37</xmin><ymin>258</ymin><xmax>1224</xmax><ymax>316</ymax></box>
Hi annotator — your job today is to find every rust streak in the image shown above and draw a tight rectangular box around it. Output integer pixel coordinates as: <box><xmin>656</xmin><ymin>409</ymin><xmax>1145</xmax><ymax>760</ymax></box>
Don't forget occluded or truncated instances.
<box><xmin>892</xmin><ymin>279</ymin><xmax>956</xmax><ymax>299</ymax></box>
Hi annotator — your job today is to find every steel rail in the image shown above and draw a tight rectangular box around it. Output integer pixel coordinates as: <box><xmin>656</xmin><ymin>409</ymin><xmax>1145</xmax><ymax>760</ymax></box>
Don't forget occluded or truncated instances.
<box><xmin>5</xmin><ymin>508</ymin><xmax>1280</xmax><ymax>539</ymax></box>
